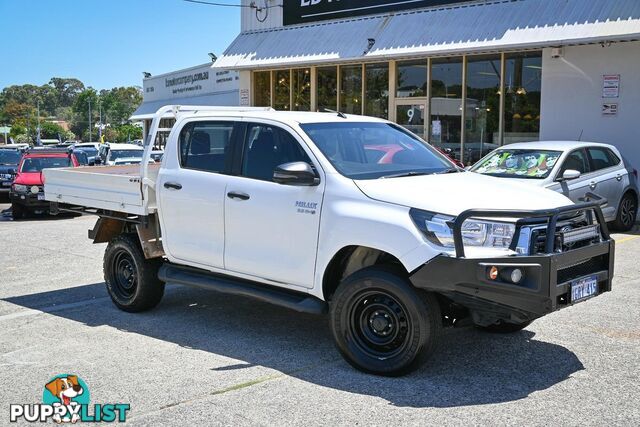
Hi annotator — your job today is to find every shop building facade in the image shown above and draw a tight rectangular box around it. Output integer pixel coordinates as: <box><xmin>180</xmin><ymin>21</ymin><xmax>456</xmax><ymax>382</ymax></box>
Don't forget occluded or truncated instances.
<box><xmin>215</xmin><ymin>0</ymin><xmax>640</xmax><ymax>167</ymax></box>
<box><xmin>132</xmin><ymin>62</ymin><xmax>239</xmax><ymax>146</ymax></box>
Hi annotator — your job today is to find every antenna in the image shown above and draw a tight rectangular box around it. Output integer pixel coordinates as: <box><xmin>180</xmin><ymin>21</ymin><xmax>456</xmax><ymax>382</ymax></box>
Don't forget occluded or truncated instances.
<box><xmin>578</xmin><ymin>129</ymin><xmax>584</xmax><ymax>141</ymax></box>
<box><xmin>322</xmin><ymin>108</ymin><xmax>347</xmax><ymax>119</ymax></box>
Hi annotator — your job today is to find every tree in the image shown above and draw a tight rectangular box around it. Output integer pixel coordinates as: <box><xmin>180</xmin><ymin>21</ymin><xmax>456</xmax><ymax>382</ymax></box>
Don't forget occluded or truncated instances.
<box><xmin>39</xmin><ymin>121</ymin><xmax>65</xmax><ymax>140</ymax></box>
<box><xmin>100</xmin><ymin>86</ymin><xmax>143</xmax><ymax>125</ymax></box>
<box><xmin>50</xmin><ymin>78</ymin><xmax>85</xmax><ymax>107</ymax></box>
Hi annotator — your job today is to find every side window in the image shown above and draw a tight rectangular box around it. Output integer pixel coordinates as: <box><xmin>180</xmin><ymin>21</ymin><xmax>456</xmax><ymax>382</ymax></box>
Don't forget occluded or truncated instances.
<box><xmin>561</xmin><ymin>149</ymin><xmax>590</xmax><ymax>174</ymax></box>
<box><xmin>179</xmin><ymin>121</ymin><xmax>234</xmax><ymax>173</ymax></box>
<box><xmin>242</xmin><ymin>124</ymin><xmax>312</xmax><ymax>182</ymax></box>
<box><xmin>587</xmin><ymin>147</ymin><xmax>615</xmax><ymax>171</ymax></box>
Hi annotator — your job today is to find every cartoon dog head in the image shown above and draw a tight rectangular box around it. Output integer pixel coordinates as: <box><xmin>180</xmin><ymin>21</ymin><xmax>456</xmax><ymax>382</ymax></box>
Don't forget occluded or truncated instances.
<box><xmin>45</xmin><ymin>375</ymin><xmax>83</xmax><ymax>405</ymax></box>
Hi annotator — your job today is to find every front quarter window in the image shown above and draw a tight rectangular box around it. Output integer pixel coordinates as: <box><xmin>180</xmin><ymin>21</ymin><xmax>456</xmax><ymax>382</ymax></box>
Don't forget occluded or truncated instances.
<box><xmin>300</xmin><ymin>122</ymin><xmax>452</xmax><ymax>180</ymax></box>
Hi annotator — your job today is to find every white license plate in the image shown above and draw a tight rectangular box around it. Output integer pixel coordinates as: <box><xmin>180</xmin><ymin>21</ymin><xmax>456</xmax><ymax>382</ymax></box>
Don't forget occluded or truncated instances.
<box><xmin>571</xmin><ymin>275</ymin><xmax>598</xmax><ymax>303</ymax></box>
<box><xmin>37</xmin><ymin>194</ymin><xmax>45</xmax><ymax>201</ymax></box>
<box><xmin>1</xmin><ymin>181</ymin><xmax>11</xmax><ymax>187</ymax></box>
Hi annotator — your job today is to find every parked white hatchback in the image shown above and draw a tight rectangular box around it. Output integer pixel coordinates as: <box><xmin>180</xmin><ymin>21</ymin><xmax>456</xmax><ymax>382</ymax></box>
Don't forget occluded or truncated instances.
<box><xmin>471</xmin><ymin>141</ymin><xmax>638</xmax><ymax>231</ymax></box>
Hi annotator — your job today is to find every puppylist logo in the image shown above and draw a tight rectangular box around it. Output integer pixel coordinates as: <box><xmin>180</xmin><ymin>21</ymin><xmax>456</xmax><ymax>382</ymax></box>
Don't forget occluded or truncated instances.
<box><xmin>9</xmin><ymin>374</ymin><xmax>130</xmax><ymax>423</ymax></box>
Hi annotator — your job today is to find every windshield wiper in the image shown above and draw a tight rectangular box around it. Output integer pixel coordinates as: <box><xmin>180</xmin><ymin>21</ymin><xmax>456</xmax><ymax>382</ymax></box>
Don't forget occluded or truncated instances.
<box><xmin>380</xmin><ymin>171</ymin><xmax>431</xmax><ymax>179</ymax></box>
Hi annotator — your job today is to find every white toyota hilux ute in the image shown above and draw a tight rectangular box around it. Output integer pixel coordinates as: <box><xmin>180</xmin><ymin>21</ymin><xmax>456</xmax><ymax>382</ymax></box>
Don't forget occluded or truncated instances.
<box><xmin>45</xmin><ymin>106</ymin><xmax>615</xmax><ymax>376</ymax></box>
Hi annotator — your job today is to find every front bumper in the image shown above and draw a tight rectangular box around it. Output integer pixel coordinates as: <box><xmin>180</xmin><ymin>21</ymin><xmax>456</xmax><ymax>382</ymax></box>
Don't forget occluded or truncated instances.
<box><xmin>9</xmin><ymin>191</ymin><xmax>50</xmax><ymax>209</ymax></box>
<box><xmin>0</xmin><ymin>179</ymin><xmax>12</xmax><ymax>193</ymax></box>
<box><xmin>410</xmin><ymin>202</ymin><xmax>615</xmax><ymax>324</ymax></box>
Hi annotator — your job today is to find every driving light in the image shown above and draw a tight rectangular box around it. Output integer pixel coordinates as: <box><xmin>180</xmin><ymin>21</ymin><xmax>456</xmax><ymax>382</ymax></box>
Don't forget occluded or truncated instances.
<box><xmin>12</xmin><ymin>184</ymin><xmax>27</xmax><ymax>193</ymax></box>
<box><xmin>30</xmin><ymin>185</ymin><xmax>39</xmax><ymax>194</ymax></box>
<box><xmin>488</xmin><ymin>266</ymin><xmax>499</xmax><ymax>280</ymax></box>
<box><xmin>510</xmin><ymin>268</ymin><xmax>523</xmax><ymax>283</ymax></box>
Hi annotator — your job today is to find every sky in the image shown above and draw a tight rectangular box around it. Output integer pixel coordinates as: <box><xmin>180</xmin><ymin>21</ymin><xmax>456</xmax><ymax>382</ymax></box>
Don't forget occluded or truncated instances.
<box><xmin>0</xmin><ymin>0</ymin><xmax>240</xmax><ymax>90</ymax></box>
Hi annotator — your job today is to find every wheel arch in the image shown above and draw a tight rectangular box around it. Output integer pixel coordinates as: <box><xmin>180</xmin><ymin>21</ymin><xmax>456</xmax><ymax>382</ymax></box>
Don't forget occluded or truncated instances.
<box><xmin>322</xmin><ymin>245</ymin><xmax>407</xmax><ymax>301</ymax></box>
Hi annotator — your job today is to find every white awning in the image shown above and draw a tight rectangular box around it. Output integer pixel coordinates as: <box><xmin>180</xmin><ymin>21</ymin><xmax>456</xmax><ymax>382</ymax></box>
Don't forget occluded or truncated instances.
<box><xmin>216</xmin><ymin>0</ymin><xmax>640</xmax><ymax>70</ymax></box>
<box><xmin>130</xmin><ymin>91</ymin><xmax>239</xmax><ymax>120</ymax></box>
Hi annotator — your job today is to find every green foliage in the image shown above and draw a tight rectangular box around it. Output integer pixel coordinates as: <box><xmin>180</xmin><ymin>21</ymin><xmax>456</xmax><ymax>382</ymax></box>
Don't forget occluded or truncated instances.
<box><xmin>39</xmin><ymin>121</ymin><xmax>65</xmax><ymax>140</ymax></box>
<box><xmin>1</xmin><ymin>77</ymin><xmax>143</xmax><ymax>142</ymax></box>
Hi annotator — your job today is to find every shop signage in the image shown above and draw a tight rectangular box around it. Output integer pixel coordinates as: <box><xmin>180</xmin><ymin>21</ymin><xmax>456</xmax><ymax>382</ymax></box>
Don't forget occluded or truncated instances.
<box><xmin>602</xmin><ymin>74</ymin><xmax>620</xmax><ymax>98</ymax></box>
<box><xmin>284</xmin><ymin>0</ymin><xmax>475</xmax><ymax>26</ymax></box>
<box><xmin>142</xmin><ymin>64</ymin><xmax>238</xmax><ymax>102</ymax></box>
<box><xmin>602</xmin><ymin>103</ymin><xmax>618</xmax><ymax>116</ymax></box>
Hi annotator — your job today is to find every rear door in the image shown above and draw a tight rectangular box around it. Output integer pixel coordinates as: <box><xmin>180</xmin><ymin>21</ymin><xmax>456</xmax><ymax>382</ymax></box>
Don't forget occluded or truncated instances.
<box><xmin>157</xmin><ymin>119</ymin><xmax>238</xmax><ymax>269</ymax></box>
<box><xmin>223</xmin><ymin>121</ymin><xmax>324</xmax><ymax>288</ymax></box>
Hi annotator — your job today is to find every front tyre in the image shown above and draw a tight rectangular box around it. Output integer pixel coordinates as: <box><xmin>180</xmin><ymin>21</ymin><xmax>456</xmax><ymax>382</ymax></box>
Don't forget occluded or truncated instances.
<box><xmin>11</xmin><ymin>203</ymin><xmax>25</xmax><ymax>220</ymax></box>
<box><xmin>330</xmin><ymin>267</ymin><xmax>442</xmax><ymax>376</ymax></box>
<box><xmin>103</xmin><ymin>234</ymin><xmax>164</xmax><ymax>312</ymax></box>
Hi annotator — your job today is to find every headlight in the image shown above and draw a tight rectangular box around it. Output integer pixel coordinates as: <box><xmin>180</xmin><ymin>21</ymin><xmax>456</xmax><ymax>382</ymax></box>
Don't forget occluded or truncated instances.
<box><xmin>12</xmin><ymin>184</ymin><xmax>28</xmax><ymax>193</ymax></box>
<box><xmin>410</xmin><ymin>209</ymin><xmax>516</xmax><ymax>249</ymax></box>
<box><xmin>30</xmin><ymin>185</ymin><xmax>40</xmax><ymax>194</ymax></box>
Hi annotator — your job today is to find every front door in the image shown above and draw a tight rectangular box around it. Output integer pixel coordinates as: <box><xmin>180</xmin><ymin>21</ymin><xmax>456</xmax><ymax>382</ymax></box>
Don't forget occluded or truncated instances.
<box><xmin>157</xmin><ymin>120</ymin><xmax>236</xmax><ymax>269</ymax></box>
<box><xmin>549</xmin><ymin>148</ymin><xmax>593</xmax><ymax>203</ymax></box>
<box><xmin>223</xmin><ymin>121</ymin><xmax>324</xmax><ymax>288</ymax></box>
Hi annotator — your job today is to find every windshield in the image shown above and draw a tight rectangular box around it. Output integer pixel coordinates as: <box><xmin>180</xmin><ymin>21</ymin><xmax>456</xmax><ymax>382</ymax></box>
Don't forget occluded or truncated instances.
<box><xmin>471</xmin><ymin>149</ymin><xmax>562</xmax><ymax>179</ymax></box>
<box><xmin>110</xmin><ymin>149</ymin><xmax>143</xmax><ymax>161</ymax></box>
<box><xmin>20</xmin><ymin>156</ymin><xmax>72</xmax><ymax>172</ymax></box>
<box><xmin>0</xmin><ymin>150</ymin><xmax>21</xmax><ymax>165</ymax></box>
<box><xmin>76</xmin><ymin>147</ymin><xmax>98</xmax><ymax>157</ymax></box>
<box><xmin>300</xmin><ymin>122</ymin><xmax>453</xmax><ymax>180</ymax></box>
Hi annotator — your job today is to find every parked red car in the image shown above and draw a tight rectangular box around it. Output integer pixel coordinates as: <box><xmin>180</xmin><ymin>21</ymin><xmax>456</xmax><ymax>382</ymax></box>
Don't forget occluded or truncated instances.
<box><xmin>10</xmin><ymin>148</ymin><xmax>79</xmax><ymax>219</ymax></box>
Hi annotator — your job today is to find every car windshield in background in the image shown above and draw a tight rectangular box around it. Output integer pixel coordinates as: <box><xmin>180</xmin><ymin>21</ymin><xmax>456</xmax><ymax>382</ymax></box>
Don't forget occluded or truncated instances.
<box><xmin>77</xmin><ymin>147</ymin><xmax>98</xmax><ymax>157</ymax></box>
<box><xmin>20</xmin><ymin>156</ymin><xmax>72</xmax><ymax>172</ymax></box>
<box><xmin>0</xmin><ymin>150</ymin><xmax>21</xmax><ymax>165</ymax></box>
<box><xmin>300</xmin><ymin>122</ymin><xmax>453</xmax><ymax>180</ymax></box>
<box><xmin>471</xmin><ymin>149</ymin><xmax>562</xmax><ymax>179</ymax></box>
<box><xmin>111</xmin><ymin>150</ymin><xmax>143</xmax><ymax>160</ymax></box>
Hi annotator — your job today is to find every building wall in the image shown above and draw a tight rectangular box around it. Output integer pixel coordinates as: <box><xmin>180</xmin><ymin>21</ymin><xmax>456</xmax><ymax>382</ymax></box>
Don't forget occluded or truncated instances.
<box><xmin>541</xmin><ymin>41</ymin><xmax>640</xmax><ymax>170</ymax></box>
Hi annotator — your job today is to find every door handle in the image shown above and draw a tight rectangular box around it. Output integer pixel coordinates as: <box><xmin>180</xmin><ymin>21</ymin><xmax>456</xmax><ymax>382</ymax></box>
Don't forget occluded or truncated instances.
<box><xmin>616</xmin><ymin>174</ymin><xmax>623</xmax><ymax>182</ymax></box>
<box><xmin>164</xmin><ymin>182</ymin><xmax>182</xmax><ymax>190</ymax></box>
<box><xmin>589</xmin><ymin>181</ymin><xmax>597</xmax><ymax>190</ymax></box>
<box><xmin>227</xmin><ymin>191</ymin><xmax>250</xmax><ymax>201</ymax></box>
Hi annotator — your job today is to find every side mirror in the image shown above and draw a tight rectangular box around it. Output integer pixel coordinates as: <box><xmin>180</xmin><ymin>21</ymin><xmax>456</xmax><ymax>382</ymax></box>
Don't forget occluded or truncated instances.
<box><xmin>560</xmin><ymin>169</ymin><xmax>581</xmax><ymax>181</ymax></box>
<box><xmin>273</xmin><ymin>162</ymin><xmax>320</xmax><ymax>186</ymax></box>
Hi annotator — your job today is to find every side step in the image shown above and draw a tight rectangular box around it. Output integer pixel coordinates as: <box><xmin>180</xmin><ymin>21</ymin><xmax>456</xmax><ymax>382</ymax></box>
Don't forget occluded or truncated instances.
<box><xmin>158</xmin><ymin>264</ymin><xmax>327</xmax><ymax>315</ymax></box>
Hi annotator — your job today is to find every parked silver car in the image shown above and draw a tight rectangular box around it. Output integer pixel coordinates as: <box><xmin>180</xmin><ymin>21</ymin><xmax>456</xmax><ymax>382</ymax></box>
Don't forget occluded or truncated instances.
<box><xmin>470</xmin><ymin>141</ymin><xmax>638</xmax><ymax>231</ymax></box>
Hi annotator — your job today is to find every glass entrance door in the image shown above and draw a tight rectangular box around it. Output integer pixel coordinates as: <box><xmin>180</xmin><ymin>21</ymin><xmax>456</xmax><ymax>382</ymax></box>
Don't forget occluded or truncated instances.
<box><xmin>395</xmin><ymin>101</ymin><xmax>427</xmax><ymax>140</ymax></box>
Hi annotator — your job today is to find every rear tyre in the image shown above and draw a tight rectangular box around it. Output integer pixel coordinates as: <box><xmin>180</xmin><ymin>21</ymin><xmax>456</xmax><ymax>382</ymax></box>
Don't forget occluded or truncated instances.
<box><xmin>329</xmin><ymin>266</ymin><xmax>442</xmax><ymax>376</ymax></box>
<box><xmin>11</xmin><ymin>203</ymin><xmax>25</xmax><ymax>220</ymax></box>
<box><xmin>478</xmin><ymin>320</ymin><xmax>531</xmax><ymax>334</ymax></box>
<box><xmin>103</xmin><ymin>234</ymin><xmax>165</xmax><ymax>312</ymax></box>
<box><xmin>612</xmin><ymin>192</ymin><xmax>637</xmax><ymax>232</ymax></box>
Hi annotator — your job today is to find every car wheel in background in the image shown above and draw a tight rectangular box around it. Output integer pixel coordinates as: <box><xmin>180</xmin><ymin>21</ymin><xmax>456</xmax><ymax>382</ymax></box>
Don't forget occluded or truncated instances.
<box><xmin>103</xmin><ymin>234</ymin><xmax>165</xmax><ymax>312</ymax></box>
<box><xmin>612</xmin><ymin>192</ymin><xmax>637</xmax><ymax>232</ymax></box>
<box><xmin>329</xmin><ymin>266</ymin><xmax>442</xmax><ymax>376</ymax></box>
<box><xmin>11</xmin><ymin>203</ymin><xmax>25</xmax><ymax>220</ymax></box>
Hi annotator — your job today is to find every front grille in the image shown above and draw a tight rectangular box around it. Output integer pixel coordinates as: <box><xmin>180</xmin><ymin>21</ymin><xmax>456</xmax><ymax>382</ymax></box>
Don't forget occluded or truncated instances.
<box><xmin>557</xmin><ymin>255</ymin><xmax>608</xmax><ymax>284</ymax></box>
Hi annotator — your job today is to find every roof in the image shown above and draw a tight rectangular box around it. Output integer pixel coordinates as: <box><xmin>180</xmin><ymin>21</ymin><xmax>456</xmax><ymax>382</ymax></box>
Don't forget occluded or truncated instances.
<box><xmin>216</xmin><ymin>0</ymin><xmax>640</xmax><ymax>69</ymax></box>
<box><xmin>499</xmin><ymin>141</ymin><xmax>614</xmax><ymax>151</ymax></box>
<box><xmin>106</xmin><ymin>143</ymin><xmax>143</xmax><ymax>150</ymax></box>
<box><xmin>175</xmin><ymin>109</ymin><xmax>388</xmax><ymax>125</ymax></box>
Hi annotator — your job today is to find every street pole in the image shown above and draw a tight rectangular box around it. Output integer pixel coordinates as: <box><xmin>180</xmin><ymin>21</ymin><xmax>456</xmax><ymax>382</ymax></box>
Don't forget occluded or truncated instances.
<box><xmin>88</xmin><ymin>98</ymin><xmax>92</xmax><ymax>142</ymax></box>
<box><xmin>37</xmin><ymin>100</ymin><xmax>41</xmax><ymax>146</ymax></box>
<box><xmin>99</xmin><ymin>103</ymin><xmax>102</xmax><ymax>141</ymax></box>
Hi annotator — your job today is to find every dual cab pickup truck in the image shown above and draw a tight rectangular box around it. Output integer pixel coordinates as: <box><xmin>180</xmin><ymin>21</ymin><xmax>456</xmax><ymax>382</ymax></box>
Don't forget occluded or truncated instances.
<box><xmin>45</xmin><ymin>106</ymin><xmax>614</xmax><ymax>376</ymax></box>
